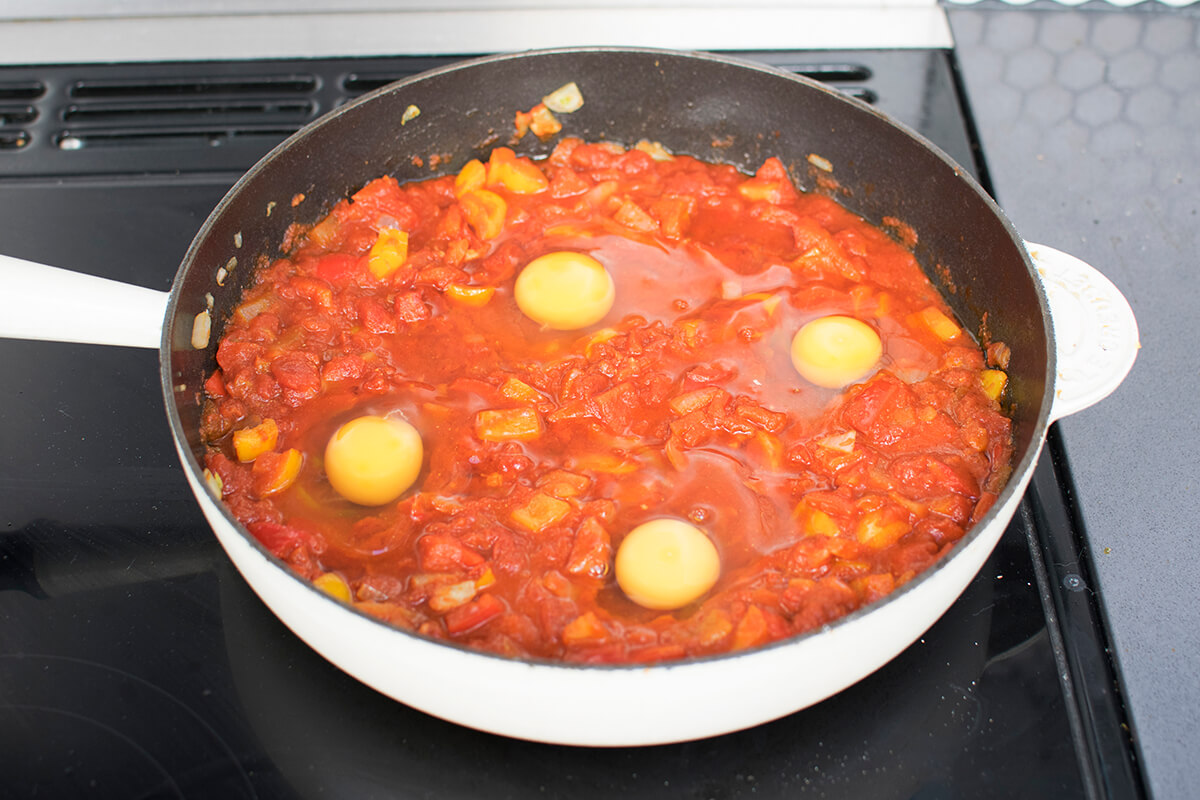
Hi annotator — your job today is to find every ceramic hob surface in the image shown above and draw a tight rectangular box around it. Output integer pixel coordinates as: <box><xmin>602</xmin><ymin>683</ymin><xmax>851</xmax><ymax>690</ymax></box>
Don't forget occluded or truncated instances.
<box><xmin>0</xmin><ymin>51</ymin><xmax>1138</xmax><ymax>799</ymax></box>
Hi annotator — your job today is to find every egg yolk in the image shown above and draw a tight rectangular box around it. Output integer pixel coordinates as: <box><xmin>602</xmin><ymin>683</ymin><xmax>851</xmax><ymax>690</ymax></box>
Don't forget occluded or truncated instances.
<box><xmin>615</xmin><ymin>518</ymin><xmax>721</xmax><ymax>611</ymax></box>
<box><xmin>790</xmin><ymin>315</ymin><xmax>883</xmax><ymax>389</ymax></box>
<box><xmin>514</xmin><ymin>251</ymin><xmax>615</xmax><ymax>330</ymax></box>
<box><xmin>324</xmin><ymin>415</ymin><xmax>423</xmax><ymax>506</ymax></box>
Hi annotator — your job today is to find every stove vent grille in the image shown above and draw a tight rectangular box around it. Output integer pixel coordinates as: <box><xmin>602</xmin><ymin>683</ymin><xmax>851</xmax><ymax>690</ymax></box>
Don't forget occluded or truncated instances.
<box><xmin>0</xmin><ymin>56</ymin><xmax>876</xmax><ymax>177</ymax></box>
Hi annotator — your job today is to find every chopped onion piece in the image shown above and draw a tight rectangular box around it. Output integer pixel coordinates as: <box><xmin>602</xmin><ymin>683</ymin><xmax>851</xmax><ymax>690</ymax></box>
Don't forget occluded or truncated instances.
<box><xmin>635</xmin><ymin>139</ymin><xmax>675</xmax><ymax>161</ymax></box>
<box><xmin>542</xmin><ymin>81</ymin><xmax>583</xmax><ymax>113</ymax></box>
<box><xmin>191</xmin><ymin>309</ymin><xmax>211</xmax><ymax>350</ymax></box>
<box><xmin>817</xmin><ymin>430</ymin><xmax>856</xmax><ymax>453</ymax></box>
<box><xmin>807</xmin><ymin>153</ymin><xmax>833</xmax><ymax>173</ymax></box>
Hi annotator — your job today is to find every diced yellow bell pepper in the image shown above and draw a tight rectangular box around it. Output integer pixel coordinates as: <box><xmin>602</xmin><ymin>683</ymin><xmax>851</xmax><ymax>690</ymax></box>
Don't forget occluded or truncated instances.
<box><xmin>485</xmin><ymin>147</ymin><xmax>548</xmax><ymax>194</ymax></box>
<box><xmin>485</xmin><ymin>147</ymin><xmax>516</xmax><ymax>186</ymax></box>
<box><xmin>750</xmin><ymin>431</ymin><xmax>785</xmax><ymax>470</ymax></box>
<box><xmin>613</xmin><ymin>199</ymin><xmax>658</xmax><ymax>233</ymax></box>
<box><xmin>474</xmin><ymin>407</ymin><xmax>544</xmax><ymax>442</ymax></box>
<box><xmin>313</xmin><ymin>572</ymin><xmax>352</xmax><ymax>603</ymax></box>
<box><xmin>510</xmin><ymin>491</ymin><xmax>572</xmax><ymax>533</ymax></box>
<box><xmin>459</xmin><ymin>189</ymin><xmax>507</xmax><ymax>241</ymax></box>
<box><xmin>583</xmin><ymin>327</ymin><xmax>619</xmax><ymax>358</ymax></box>
<box><xmin>367</xmin><ymin>227</ymin><xmax>409</xmax><ymax>279</ymax></box>
<box><xmin>793</xmin><ymin>500</ymin><xmax>841</xmax><ymax>537</ymax></box>
<box><xmin>233</xmin><ymin>418</ymin><xmax>278</xmax><ymax>463</ymax></box>
<box><xmin>916</xmin><ymin>305</ymin><xmax>962</xmax><ymax>341</ymax></box>
<box><xmin>568</xmin><ymin>453</ymin><xmax>638</xmax><ymax>475</ymax></box>
<box><xmin>255</xmin><ymin>448</ymin><xmax>304</xmax><ymax>496</ymax></box>
<box><xmin>856</xmin><ymin>509</ymin><xmax>910</xmax><ymax>549</ymax></box>
<box><xmin>731</xmin><ymin>606</ymin><xmax>769</xmax><ymax>651</ymax></box>
<box><xmin>475</xmin><ymin>567</ymin><xmax>496</xmax><ymax>591</ymax></box>
<box><xmin>455</xmin><ymin>158</ymin><xmax>487</xmax><ymax>197</ymax></box>
<box><xmin>537</xmin><ymin>469</ymin><xmax>590</xmax><ymax>498</ymax></box>
<box><xmin>445</xmin><ymin>284</ymin><xmax>495</xmax><ymax>307</ymax></box>
<box><xmin>980</xmin><ymin>369</ymin><xmax>1008</xmax><ymax>402</ymax></box>
<box><xmin>500</xmin><ymin>377</ymin><xmax>542</xmax><ymax>403</ymax></box>
<box><xmin>737</xmin><ymin>178</ymin><xmax>784</xmax><ymax>203</ymax></box>
<box><xmin>561</xmin><ymin>611</ymin><xmax>608</xmax><ymax>646</ymax></box>
<box><xmin>490</xmin><ymin>158</ymin><xmax>549</xmax><ymax>195</ymax></box>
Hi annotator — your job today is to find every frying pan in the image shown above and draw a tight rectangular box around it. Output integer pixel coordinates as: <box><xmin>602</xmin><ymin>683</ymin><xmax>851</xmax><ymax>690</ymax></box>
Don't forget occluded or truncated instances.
<box><xmin>0</xmin><ymin>48</ymin><xmax>1137</xmax><ymax>746</ymax></box>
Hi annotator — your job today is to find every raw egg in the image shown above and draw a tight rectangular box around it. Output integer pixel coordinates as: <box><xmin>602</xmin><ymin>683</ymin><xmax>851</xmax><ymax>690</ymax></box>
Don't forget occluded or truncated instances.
<box><xmin>514</xmin><ymin>251</ymin><xmax>615</xmax><ymax>330</ymax></box>
<box><xmin>615</xmin><ymin>518</ymin><xmax>721</xmax><ymax>611</ymax></box>
<box><xmin>324</xmin><ymin>415</ymin><xmax>423</xmax><ymax>506</ymax></box>
<box><xmin>790</xmin><ymin>315</ymin><xmax>883</xmax><ymax>389</ymax></box>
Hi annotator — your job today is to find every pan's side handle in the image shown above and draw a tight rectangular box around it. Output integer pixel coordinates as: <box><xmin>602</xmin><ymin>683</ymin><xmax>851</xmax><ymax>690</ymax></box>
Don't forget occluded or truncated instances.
<box><xmin>1026</xmin><ymin>242</ymin><xmax>1140</xmax><ymax>423</ymax></box>
<box><xmin>0</xmin><ymin>253</ymin><xmax>167</xmax><ymax>349</ymax></box>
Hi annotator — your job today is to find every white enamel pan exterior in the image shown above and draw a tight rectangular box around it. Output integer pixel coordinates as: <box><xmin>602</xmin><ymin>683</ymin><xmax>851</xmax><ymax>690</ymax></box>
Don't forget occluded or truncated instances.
<box><xmin>0</xmin><ymin>48</ymin><xmax>1138</xmax><ymax>746</ymax></box>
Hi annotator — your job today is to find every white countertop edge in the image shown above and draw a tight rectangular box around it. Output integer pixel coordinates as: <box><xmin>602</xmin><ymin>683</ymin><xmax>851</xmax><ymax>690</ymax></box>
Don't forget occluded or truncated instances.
<box><xmin>0</xmin><ymin>8</ymin><xmax>953</xmax><ymax>65</ymax></box>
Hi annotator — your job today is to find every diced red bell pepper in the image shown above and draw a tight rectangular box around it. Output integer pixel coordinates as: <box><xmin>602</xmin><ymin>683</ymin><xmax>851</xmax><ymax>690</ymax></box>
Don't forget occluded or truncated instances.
<box><xmin>444</xmin><ymin>593</ymin><xmax>504</xmax><ymax>635</ymax></box>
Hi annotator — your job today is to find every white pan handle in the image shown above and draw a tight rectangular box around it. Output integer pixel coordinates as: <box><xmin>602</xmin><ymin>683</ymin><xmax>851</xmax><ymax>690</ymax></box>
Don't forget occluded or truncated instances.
<box><xmin>0</xmin><ymin>253</ymin><xmax>168</xmax><ymax>349</ymax></box>
<box><xmin>1026</xmin><ymin>242</ymin><xmax>1140</xmax><ymax>423</ymax></box>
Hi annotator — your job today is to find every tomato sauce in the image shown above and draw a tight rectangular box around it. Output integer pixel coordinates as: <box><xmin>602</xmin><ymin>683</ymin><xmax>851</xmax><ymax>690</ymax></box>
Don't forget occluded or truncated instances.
<box><xmin>201</xmin><ymin>137</ymin><xmax>1013</xmax><ymax>663</ymax></box>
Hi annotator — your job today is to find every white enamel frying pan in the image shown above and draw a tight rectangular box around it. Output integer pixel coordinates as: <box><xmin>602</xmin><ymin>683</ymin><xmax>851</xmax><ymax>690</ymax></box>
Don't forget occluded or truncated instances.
<box><xmin>0</xmin><ymin>48</ymin><xmax>1138</xmax><ymax>746</ymax></box>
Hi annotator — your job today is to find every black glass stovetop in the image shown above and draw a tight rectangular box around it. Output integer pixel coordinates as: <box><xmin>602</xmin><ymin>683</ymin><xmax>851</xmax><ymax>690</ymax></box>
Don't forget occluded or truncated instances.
<box><xmin>0</xmin><ymin>51</ymin><xmax>1143</xmax><ymax>799</ymax></box>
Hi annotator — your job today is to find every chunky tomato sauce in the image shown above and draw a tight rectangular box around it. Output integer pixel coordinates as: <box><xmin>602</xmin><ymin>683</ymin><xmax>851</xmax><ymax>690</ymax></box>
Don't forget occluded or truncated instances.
<box><xmin>201</xmin><ymin>137</ymin><xmax>1013</xmax><ymax>663</ymax></box>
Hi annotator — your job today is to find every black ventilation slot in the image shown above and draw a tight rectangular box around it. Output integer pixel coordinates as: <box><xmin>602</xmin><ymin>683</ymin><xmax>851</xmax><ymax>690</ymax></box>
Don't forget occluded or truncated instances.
<box><xmin>1</xmin><ymin>105</ymin><xmax>36</xmax><ymax>126</ymax></box>
<box><xmin>779</xmin><ymin>63</ymin><xmax>876</xmax><ymax>104</ymax></box>
<box><xmin>0</xmin><ymin>80</ymin><xmax>45</xmax><ymax>101</ymax></box>
<box><xmin>68</xmin><ymin>74</ymin><xmax>319</xmax><ymax>99</ymax></box>
<box><xmin>62</xmin><ymin>99</ymin><xmax>316</xmax><ymax>125</ymax></box>
<box><xmin>0</xmin><ymin>130</ymin><xmax>29</xmax><ymax>150</ymax></box>
<box><xmin>837</xmin><ymin>87</ymin><xmax>879</xmax><ymax>104</ymax></box>
<box><xmin>55</xmin><ymin>126</ymin><xmax>301</xmax><ymax>151</ymax></box>
<box><xmin>342</xmin><ymin>72</ymin><xmax>422</xmax><ymax>97</ymax></box>
<box><xmin>783</xmin><ymin>63</ymin><xmax>873</xmax><ymax>83</ymax></box>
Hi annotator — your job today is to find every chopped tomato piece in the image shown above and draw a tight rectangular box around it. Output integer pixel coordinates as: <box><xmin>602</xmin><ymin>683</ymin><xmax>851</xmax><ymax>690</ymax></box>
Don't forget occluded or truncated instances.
<box><xmin>565</xmin><ymin>518</ymin><xmax>612</xmax><ymax>578</ymax></box>
<box><xmin>418</xmin><ymin>533</ymin><xmax>485</xmax><ymax>572</ymax></box>
<box><xmin>528</xmin><ymin>104</ymin><xmax>562</xmax><ymax>138</ymax></box>
<box><xmin>204</xmin><ymin>370</ymin><xmax>226</xmax><ymax>398</ymax></box>
<box><xmin>314</xmin><ymin>253</ymin><xmax>360</xmax><ymax>282</ymax></box>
